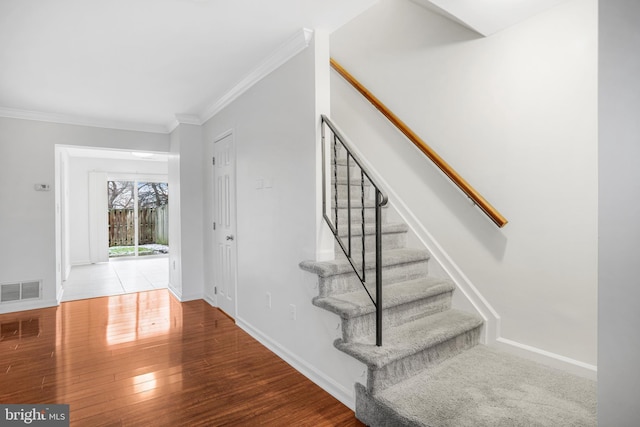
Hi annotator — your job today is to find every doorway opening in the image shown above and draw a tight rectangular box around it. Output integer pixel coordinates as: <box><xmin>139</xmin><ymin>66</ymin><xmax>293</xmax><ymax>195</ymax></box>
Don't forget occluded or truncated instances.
<box><xmin>108</xmin><ymin>180</ymin><xmax>169</xmax><ymax>258</ymax></box>
<box><xmin>54</xmin><ymin>145</ymin><xmax>171</xmax><ymax>302</ymax></box>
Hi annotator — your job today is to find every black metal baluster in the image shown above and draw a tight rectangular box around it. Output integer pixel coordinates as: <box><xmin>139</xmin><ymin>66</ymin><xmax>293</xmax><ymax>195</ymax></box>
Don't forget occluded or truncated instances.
<box><xmin>361</xmin><ymin>169</ymin><xmax>366</xmax><ymax>282</ymax></box>
<box><xmin>321</xmin><ymin>120</ymin><xmax>327</xmax><ymax>227</ymax></box>
<box><xmin>375</xmin><ymin>189</ymin><xmax>382</xmax><ymax>347</ymax></box>
<box><xmin>320</xmin><ymin>115</ymin><xmax>386</xmax><ymax>346</ymax></box>
<box><xmin>346</xmin><ymin>153</ymin><xmax>352</xmax><ymax>257</ymax></box>
<box><xmin>333</xmin><ymin>134</ymin><xmax>338</xmax><ymax>231</ymax></box>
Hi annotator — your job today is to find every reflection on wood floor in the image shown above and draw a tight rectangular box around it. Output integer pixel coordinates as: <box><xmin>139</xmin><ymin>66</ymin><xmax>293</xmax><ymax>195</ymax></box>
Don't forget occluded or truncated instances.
<box><xmin>0</xmin><ymin>290</ymin><xmax>363</xmax><ymax>426</ymax></box>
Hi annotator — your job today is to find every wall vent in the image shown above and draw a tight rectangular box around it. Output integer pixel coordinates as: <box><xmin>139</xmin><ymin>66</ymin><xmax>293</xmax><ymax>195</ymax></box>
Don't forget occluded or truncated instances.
<box><xmin>0</xmin><ymin>281</ymin><xmax>41</xmax><ymax>303</ymax></box>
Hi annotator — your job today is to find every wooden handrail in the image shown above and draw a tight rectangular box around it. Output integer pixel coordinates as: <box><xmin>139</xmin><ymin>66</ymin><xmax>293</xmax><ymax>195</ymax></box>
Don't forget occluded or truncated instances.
<box><xmin>330</xmin><ymin>58</ymin><xmax>508</xmax><ymax>228</ymax></box>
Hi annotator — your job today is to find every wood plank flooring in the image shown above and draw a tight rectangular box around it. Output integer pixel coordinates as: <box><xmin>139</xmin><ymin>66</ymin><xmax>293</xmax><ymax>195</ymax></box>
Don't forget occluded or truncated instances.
<box><xmin>0</xmin><ymin>290</ymin><xmax>364</xmax><ymax>426</ymax></box>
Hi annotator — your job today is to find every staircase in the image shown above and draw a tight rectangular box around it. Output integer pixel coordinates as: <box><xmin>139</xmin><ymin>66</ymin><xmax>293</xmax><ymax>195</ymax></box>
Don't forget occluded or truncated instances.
<box><xmin>299</xmin><ymin>117</ymin><xmax>596</xmax><ymax>426</ymax></box>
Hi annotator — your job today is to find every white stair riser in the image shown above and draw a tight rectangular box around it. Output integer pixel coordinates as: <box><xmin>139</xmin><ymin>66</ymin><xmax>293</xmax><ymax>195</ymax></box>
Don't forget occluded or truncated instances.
<box><xmin>340</xmin><ymin>292</ymin><xmax>453</xmax><ymax>343</ymax></box>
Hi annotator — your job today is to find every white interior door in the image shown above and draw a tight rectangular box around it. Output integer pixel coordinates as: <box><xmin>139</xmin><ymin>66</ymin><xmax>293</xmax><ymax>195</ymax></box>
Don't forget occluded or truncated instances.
<box><xmin>213</xmin><ymin>133</ymin><xmax>237</xmax><ymax>318</ymax></box>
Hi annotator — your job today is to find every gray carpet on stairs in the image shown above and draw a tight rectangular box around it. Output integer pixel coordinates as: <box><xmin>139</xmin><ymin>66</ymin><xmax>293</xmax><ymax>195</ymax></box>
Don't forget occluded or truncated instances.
<box><xmin>358</xmin><ymin>345</ymin><xmax>596</xmax><ymax>427</ymax></box>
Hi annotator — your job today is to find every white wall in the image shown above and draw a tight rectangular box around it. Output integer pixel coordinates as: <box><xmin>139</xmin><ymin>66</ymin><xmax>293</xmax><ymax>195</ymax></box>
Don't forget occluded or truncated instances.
<box><xmin>67</xmin><ymin>156</ymin><xmax>168</xmax><ymax>266</ymax></box>
<box><xmin>168</xmin><ymin>123</ymin><xmax>204</xmax><ymax>301</ymax></box>
<box><xmin>202</xmin><ymin>32</ymin><xmax>365</xmax><ymax>408</ymax></box>
<box><xmin>0</xmin><ymin>117</ymin><xmax>169</xmax><ymax>313</ymax></box>
<box><xmin>598</xmin><ymin>0</ymin><xmax>640</xmax><ymax>424</ymax></box>
<box><xmin>330</xmin><ymin>0</ymin><xmax>598</xmax><ymax>371</ymax></box>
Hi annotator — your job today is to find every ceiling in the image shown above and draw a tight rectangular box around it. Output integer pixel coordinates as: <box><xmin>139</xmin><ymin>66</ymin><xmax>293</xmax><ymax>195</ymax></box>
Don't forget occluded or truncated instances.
<box><xmin>411</xmin><ymin>0</ymin><xmax>571</xmax><ymax>37</ymax></box>
<box><xmin>0</xmin><ymin>0</ymin><xmax>570</xmax><ymax>135</ymax></box>
<box><xmin>0</xmin><ymin>0</ymin><xmax>378</xmax><ymax>133</ymax></box>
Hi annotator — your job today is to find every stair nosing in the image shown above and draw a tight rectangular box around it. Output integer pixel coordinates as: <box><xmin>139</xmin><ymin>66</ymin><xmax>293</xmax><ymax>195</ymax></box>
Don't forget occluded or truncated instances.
<box><xmin>335</xmin><ymin>222</ymin><xmax>408</xmax><ymax>237</ymax></box>
<box><xmin>334</xmin><ymin>309</ymin><xmax>483</xmax><ymax>368</ymax></box>
<box><xmin>299</xmin><ymin>248</ymin><xmax>430</xmax><ymax>278</ymax></box>
<box><xmin>313</xmin><ymin>277</ymin><xmax>455</xmax><ymax>318</ymax></box>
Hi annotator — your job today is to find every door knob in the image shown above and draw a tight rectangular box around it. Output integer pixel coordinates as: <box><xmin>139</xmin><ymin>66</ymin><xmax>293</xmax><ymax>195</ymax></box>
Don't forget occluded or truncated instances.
<box><xmin>226</xmin><ymin>235</ymin><xmax>234</xmax><ymax>241</ymax></box>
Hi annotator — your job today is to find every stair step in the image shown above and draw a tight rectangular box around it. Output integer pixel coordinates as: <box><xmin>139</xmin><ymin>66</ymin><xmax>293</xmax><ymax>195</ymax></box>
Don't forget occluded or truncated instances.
<box><xmin>314</xmin><ymin>277</ymin><xmax>455</xmax><ymax>342</ymax></box>
<box><xmin>335</xmin><ymin>309</ymin><xmax>483</xmax><ymax>392</ymax></box>
<box><xmin>336</xmin><ymin>222</ymin><xmax>406</xmax><ymax>238</ymax></box>
<box><xmin>300</xmin><ymin>248</ymin><xmax>428</xmax><ymax>278</ymax></box>
<box><xmin>331</xmin><ymin>177</ymin><xmax>373</xmax><ymax>186</ymax></box>
<box><xmin>334</xmin><ymin>223</ymin><xmax>407</xmax><ymax>253</ymax></box>
<box><xmin>333</xmin><ymin>199</ymin><xmax>379</xmax><ymax>209</ymax></box>
<box><xmin>300</xmin><ymin>248</ymin><xmax>431</xmax><ymax>297</ymax></box>
<box><xmin>329</xmin><ymin>198</ymin><xmax>387</xmax><ymax>223</ymax></box>
<box><xmin>355</xmin><ymin>345</ymin><xmax>597</xmax><ymax>427</ymax></box>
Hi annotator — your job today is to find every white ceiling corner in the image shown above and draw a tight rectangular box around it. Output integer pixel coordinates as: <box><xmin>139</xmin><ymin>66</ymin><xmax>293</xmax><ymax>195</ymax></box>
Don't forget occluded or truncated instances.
<box><xmin>410</xmin><ymin>0</ymin><xmax>572</xmax><ymax>36</ymax></box>
<box><xmin>199</xmin><ymin>28</ymin><xmax>314</xmax><ymax>124</ymax></box>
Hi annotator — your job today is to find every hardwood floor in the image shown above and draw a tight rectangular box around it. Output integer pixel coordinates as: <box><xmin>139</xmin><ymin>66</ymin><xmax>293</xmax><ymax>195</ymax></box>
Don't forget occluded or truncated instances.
<box><xmin>0</xmin><ymin>290</ymin><xmax>364</xmax><ymax>426</ymax></box>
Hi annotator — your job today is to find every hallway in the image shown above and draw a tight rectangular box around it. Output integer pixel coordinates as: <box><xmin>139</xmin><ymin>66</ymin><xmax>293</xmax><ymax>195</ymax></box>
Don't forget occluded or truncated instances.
<box><xmin>62</xmin><ymin>256</ymin><xmax>168</xmax><ymax>302</ymax></box>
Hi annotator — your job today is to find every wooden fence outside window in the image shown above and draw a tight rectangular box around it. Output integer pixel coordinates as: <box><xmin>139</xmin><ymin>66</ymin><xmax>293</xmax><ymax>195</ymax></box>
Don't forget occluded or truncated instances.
<box><xmin>108</xmin><ymin>205</ymin><xmax>168</xmax><ymax>247</ymax></box>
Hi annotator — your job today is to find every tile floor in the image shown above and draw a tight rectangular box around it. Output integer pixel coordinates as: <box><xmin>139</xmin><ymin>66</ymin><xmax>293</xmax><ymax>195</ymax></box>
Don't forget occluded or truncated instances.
<box><xmin>62</xmin><ymin>256</ymin><xmax>169</xmax><ymax>302</ymax></box>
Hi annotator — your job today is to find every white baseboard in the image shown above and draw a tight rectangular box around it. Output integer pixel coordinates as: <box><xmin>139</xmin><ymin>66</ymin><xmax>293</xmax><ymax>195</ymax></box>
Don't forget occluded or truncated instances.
<box><xmin>495</xmin><ymin>337</ymin><xmax>597</xmax><ymax>380</ymax></box>
<box><xmin>179</xmin><ymin>292</ymin><xmax>204</xmax><ymax>302</ymax></box>
<box><xmin>203</xmin><ymin>294</ymin><xmax>216</xmax><ymax>308</ymax></box>
<box><xmin>236</xmin><ymin>316</ymin><xmax>356</xmax><ymax>410</ymax></box>
<box><xmin>167</xmin><ymin>284</ymin><xmax>182</xmax><ymax>301</ymax></box>
<box><xmin>0</xmin><ymin>298</ymin><xmax>59</xmax><ymax>314</ymax></box>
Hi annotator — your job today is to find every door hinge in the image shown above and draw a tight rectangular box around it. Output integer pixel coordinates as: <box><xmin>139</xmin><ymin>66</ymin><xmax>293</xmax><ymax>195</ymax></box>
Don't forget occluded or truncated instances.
<box><xmin>214</xmin><ymin>286</ymin><xmax>217</xmax><ymax>295</ymax></box>
<box><xmin>212</xmin><ymin>157</ymin><xmax>216</xmax><ymax>165</ymax></box>
<box><xmin>213</xmin><ymin>221</ymin><xmax>216</xmax><ymax>230</ymax></box>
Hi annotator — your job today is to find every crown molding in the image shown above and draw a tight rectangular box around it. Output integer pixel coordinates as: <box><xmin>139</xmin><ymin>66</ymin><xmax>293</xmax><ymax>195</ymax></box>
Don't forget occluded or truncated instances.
<box><xmin>0</xmin><ymin>106</ymin><xmax>169</xmax><ymax>134</ymax></box>
<box><xmin>175</xmin><ymin>113</ymin><xmax>202</xmax><ymax>125</ymax></box>
<box><xmin>0</xmin><ymin>28</ymin><xmax>314</xmax><ymax>134</ymax></box>
<box><xmin>199</xmin><ymin>28</ymin><xmax>314</xmax><ymax>123</ymax></box>
<box><xmin>167</xmin><ymin>113</ymin><xmax>203</xmax><ymax>133</ymax></box>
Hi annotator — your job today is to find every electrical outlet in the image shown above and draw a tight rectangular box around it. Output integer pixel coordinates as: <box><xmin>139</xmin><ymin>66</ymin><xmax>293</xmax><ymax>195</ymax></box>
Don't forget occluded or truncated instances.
<box><xmin>289</xmin><ymin>304</ymin><xmax>296</xmax><ymax>320</ymax></box>
<box><xmin>266</xmin><ymin>292</ymin><xmax>271</xmax><ymax>309</ymax></box>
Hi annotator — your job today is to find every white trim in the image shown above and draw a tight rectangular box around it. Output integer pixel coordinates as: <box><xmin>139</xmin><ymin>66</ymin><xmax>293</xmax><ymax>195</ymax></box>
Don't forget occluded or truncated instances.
<box><xmin>168</xmin><ymin>283</ymin><xmax>182</xmax><ymax>301</ymax></box>
<box><xmin>203</xmin><ymin>294</ymin><xmax>216</xmax><ymax>308</ymax></box>
<box><xmin>0</xmin><ymin>298</ymin><xmax>58</xmax><ymax>315</ymax></box>
<box><xmin>235</xmin><ymin>316</ymin><xmax>356</xmax><ymax>410</ymax></box>
<box><xmin>180</xmin><ymin>291</ymin><xmax>204</xmax><ymax>302</ymax></box>
<box><xmin>200</xmin><ymin>28</ymin><xmax>314</xmax><ymax>123</ymax></box>
<box><xmin>495</xmin><ymin>337</ymin><xmax>597</xmax><ymax>380</ymax></box>
<box><xmin>175</xmin><ymin>114</ymin><xmax>201</xmax><ymax>125</ymax></box>
<box><xmin>0</xmin><ymin>107</ymin><xmax>169</xmax><ymax>134</ymax></box>
<box><xmin>169</xmin><ymin>114</ymin><xmax>203</xmax><ymax>132</ymax></box>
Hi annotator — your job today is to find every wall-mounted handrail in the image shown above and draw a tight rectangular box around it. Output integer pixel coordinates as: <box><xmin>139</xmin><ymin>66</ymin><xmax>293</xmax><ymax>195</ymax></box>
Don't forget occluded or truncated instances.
<box><xmin>330</xmin><ymin>58</ymin><xmax>508</xmax><ymax>228</ymax></box>
<box><xmin>321</xmin><ymin>114</ymin><xmax>385</xmax><ymax>346</ymax></box>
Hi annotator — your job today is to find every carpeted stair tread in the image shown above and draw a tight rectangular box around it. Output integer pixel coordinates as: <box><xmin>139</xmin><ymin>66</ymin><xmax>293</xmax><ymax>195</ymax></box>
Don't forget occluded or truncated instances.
<box><xmin>333</xmin><ymin>199</ymin><xmax>379</xmax><ymax>209</ymax></box>
<box><xmin>313</xmin><ymin>277</ymin><xmax>454</xmax><ymax>318</ymax></box>
<box><xmin>336</xmin><ymin>222</ymin><xmax>407</xmax><ymax>237</ymax></box>
<box><xmin>331</xmin><ymin>177</ymin><xmax>373</xmax><ymax>186</ymax></box>
<box><xmin>335</xmin><ymin>309</ymin><xmax>482</xmax><ymax>368</ymax></box>
<box><xmin>360</xmin><ymin>345</ymin><xmax>596</xmax><ymax>427</ymax></box>
<box><xmin>299</xmin><ymin>248</ymin><xmax>429</xmax><ymax>278</ymax></box>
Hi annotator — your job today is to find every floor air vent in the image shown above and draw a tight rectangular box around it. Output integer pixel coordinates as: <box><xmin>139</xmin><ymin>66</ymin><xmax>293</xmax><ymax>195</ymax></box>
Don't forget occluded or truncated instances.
<box><xmin>0</xmin><ymin>281</ymin><xmax>41</xmax><ymax>303</ymax></box>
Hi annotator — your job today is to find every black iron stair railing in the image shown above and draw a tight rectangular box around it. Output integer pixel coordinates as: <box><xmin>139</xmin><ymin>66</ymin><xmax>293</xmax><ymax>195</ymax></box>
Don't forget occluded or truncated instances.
<box><xmin>321</xmin><ymin>114</ymin><xmax>388</xmax><ymax>346</ymax></box>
